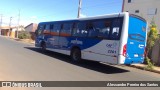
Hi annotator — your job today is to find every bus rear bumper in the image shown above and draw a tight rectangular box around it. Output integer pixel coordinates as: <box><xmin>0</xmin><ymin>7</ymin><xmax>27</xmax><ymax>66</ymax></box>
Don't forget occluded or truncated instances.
<box><xmin>124</xmin><ymin>58</ymin><xmax>144</xmax><ymax>65</ymax></box>
<box><xmin>118</xmin><ymin>55</ymin><xmax>144</xmax><ymax>65</ymax></box>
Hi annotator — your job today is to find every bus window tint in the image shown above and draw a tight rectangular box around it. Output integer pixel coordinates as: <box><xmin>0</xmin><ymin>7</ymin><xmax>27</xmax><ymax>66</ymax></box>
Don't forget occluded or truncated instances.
<box><xmin>45</xmin><ymin>25</ymin><xmax>50</xmax><ymax>30</ymax></box>
<box><xmin>50</xmin><ymin>24</ymin><xmax>54</xmax><ymax>30</ymax></box>
<box><xmin>37</xmin><ymin>25</ymin><xmax>45</xmax><ymax>35</ymax></box>
<box><xmin>44</xmin><ymin>24</ymin><xmax>50</xmax><ymax>34</ymax></box>
<box><xmin>93</xmin><ymin>20</ymin><xmax>111</xmax><ymax>39</ymax></box>
<box><xmin>88</xmin><ymin>22</ymin><xmax>98</xmax><ymax>38</ymax></box>
<box><xmin>72</xmin><ymin>22</ymin><xmax>88</xmax><ymax>37</ymax></box>
<box><xmin>72</xmin><ymin>23</ymin><xmax>77</xmax><ymax>36</ymax></box>
<box><xmin>51</xmin><ymin>24</ymin><xmax>60</xmax><ymax>36</ymax></box>
<box><xmin>110</xmin><ymin>19</ymin><xmax>121</xmax><ymax>40</ymax></box>
<box><xmin>60</xmin><ymin>23</ymin><xmax>72</xmax><ymax>36</ymax></box>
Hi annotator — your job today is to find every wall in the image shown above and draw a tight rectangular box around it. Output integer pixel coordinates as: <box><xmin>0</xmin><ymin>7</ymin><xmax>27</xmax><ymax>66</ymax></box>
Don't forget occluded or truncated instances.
<box><xmin>25</xmin><ymin>24</ymin><xmax>33</xmax><ymax>32</ymax></box>
<box><xmin>151</xmin><ymin>39</ymin><xmax>160</xmax><ymax>65</ymax></box>
<box><xmin>25</xmin><ymin>23</ymin><xmax>38</xmax><ymax>32</ymax></box>
<box><xmin>123</xmin><ymin>0</ymin><xmax>160</xmax><ymax>31</ymax></box>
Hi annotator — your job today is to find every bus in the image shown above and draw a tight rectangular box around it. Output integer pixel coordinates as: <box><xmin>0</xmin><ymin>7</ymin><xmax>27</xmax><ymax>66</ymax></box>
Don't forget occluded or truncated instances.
<box><xmin>35</xmin><ymin>12</ymin><xmax>147</xmax><ymax>65</ymax></box>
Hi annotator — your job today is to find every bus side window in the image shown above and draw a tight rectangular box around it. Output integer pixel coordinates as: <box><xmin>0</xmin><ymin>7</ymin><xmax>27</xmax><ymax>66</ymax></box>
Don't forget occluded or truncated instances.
<box><xmin>93</xmin><ymin>20</ymin><xmax>111</xmax><ymax>39</ymax></box>
<box><xmin>78</xmin><ymin>22</ymin><xmax>88</xmax><ymax>37</ymax></box>
<box><xmin>88</xmin><ymin>22</ymin><xmax>98</xmax><ymax>38</ymax></box>
<box><xmin>72</xmin><ymin>22</ymin><xmax>88</xmax><ymax>37</ymax></box>
<box><xmin>44</xmin><ymin>24</ymin><xmax>50</xmax><ymax>34</ymax></box>
<box><xmin>110</xmin><ymin>19</ymin><xmax>121</xmax><ymax>40</ymax></box>
<box><xmin>51</xmin><ymin>24</ymin><xmax>61</xmax><ymax>36</ymax></box>
<box><xmin>50</xmin><ymin>24</ymin><xmax>54</xmax><ymax>30</ymax></box>
<box><xmin>60</xmin><ymin>23</ymin><xmax>72</xmax><ymax>37</ymax></box>
<box><xmin>72</xmin><ymin>23</ymin><xmax>78</xmax><ymax>36</ymax></box>
<box><xmin>37</xmin><ymin>25</ymin><xmax>45</xmax><ymax>35</ymax></box>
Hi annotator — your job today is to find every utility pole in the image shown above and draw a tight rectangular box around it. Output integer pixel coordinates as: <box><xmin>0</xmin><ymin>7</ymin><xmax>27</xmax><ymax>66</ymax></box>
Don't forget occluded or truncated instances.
<box><xmin>0</xmin><ymin>14</ymin><xmax>3</xmax><ymax>35</ymax></box>
<box><xmin>8</xmin><ymin>17</ymin><xmax>12</xmax><ymax>37</ymax></box>
<box><xmin>17</xmin><ymin>10</ymin><xmax>20</xmax><ymax>38</ymax></box>
<box><xmin>77</xmin><ymin>0</ymin><xmax>82</xmax><ymax>18</ymax></box>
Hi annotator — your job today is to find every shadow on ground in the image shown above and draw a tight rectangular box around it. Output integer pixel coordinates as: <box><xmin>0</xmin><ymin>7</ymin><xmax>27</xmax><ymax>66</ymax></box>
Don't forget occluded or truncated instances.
<box><xmin>24</xmin><ymin>47</ymin><xmax>129</xmax><ymax>74</ymax></box>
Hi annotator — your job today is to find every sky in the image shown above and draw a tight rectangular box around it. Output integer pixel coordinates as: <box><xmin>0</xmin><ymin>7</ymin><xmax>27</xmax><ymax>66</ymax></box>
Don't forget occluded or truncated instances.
<box><xmin>0</xmin><ymin>0</ymin><xmax>123</xmax><ymax>26</ymax></box>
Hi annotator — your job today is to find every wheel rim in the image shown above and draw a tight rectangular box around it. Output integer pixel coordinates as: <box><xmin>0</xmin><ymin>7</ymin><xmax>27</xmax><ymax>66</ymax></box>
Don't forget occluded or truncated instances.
<box><xmin>42</xmin><ymin>44</ymin><xmax>46</xmax><ymax>50</ymax></box>
<box><xmin>72</xmin><ymin>50</ymin><xmax>80</xmax><ymax>61</ymax></box>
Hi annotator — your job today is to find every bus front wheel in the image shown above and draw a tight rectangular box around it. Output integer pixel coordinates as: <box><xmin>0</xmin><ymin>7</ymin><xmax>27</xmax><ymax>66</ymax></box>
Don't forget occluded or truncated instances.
<box><xmin>41</xmin><ymin>42</ymin><xmax>46</xmax><ymax>52</ymax></box>
<box><xmin>71</xmin><ymin>48</ymin><xmax>81</xmax><ymax>62</ymax></box>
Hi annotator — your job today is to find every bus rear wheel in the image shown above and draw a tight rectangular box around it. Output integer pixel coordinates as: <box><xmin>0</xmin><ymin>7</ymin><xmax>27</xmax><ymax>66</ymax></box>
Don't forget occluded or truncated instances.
<box><xmin>41</xmin><ymin>42</ymin><xmax>46</xmax><ymax>52</ymax></box>
<box><xmin>71</xmin><ymin>48</ymin><xmax>81</xmax><ymax>62</ymax></box>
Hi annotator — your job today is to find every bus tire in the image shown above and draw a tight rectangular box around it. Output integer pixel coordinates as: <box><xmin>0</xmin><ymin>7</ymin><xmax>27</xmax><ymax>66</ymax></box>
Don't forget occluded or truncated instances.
<box><xmin>41</xmin><ymin>42</ymin><xmax>46</xmax><ymax>52</ymax></box>
<box><xmin>71</xmin><ymin>48</ymin><xmax>81</xmax><ymax>63</ymax></box>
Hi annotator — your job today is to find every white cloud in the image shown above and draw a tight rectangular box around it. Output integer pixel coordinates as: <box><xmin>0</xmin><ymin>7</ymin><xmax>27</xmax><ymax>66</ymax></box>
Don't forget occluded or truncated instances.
<box><xmin>30</xmin><ymin>16</ymin><xmax>37</xmax><ymax>19</ymax></box>
<box><xmin>80</xmin><ymin>13</ymin><xmax>87</xmax><ymax>18</ymax></box>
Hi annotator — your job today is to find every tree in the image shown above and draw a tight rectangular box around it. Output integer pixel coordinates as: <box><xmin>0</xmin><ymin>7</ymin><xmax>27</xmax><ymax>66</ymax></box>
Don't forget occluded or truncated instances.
<box><xmin>19</xmin><ymin>25</ymin><xmax>25</xmax><ymax>31</ymax></box>
<box><xmin>146</xmin><ymin>19</ymin><xmax>159</xmax><ymax>58</ymax></box>
<box><xmin>145</xmin><ymin>19</ymin><xmax>159</xmax><ymax>69</ymax></box>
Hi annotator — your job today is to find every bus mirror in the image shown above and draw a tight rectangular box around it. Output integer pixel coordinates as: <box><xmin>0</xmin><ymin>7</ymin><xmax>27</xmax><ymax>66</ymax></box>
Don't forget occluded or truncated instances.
<box><xmin>35</xmin><ymin>30</ymin><xmax>38</xmax><ymax>36</ymax></box>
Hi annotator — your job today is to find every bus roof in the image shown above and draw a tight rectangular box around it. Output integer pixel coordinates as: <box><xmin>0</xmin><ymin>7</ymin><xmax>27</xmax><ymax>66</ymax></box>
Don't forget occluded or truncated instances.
<box><xmin>39</xmin><ymin>12</ymin><xmax>146</xmax><ymax>24</ymax></box>
<box><xmin>39</xmin><ymin>12</ymin><xmax>127</xmax><ymax>24</ymax></box>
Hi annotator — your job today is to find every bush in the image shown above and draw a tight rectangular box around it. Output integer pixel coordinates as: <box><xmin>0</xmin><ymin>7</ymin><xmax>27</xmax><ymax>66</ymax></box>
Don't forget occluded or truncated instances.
<box><xmin>144</xmin><ymin>57</ymin><xmax>154</xmax><ymax>70</ymax></box>
<box><xmin>18</xmin><ymin>31</ymin><xmax>31</xmax><ymax>39</ymax></box>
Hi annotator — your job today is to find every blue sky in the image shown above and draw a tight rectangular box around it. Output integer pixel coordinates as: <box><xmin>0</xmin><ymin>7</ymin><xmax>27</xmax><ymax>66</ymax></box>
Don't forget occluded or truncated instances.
<box><xmin>0</xmin><ymin>0</ymin><xmax>123</xmax><ymax>26</ymax></box>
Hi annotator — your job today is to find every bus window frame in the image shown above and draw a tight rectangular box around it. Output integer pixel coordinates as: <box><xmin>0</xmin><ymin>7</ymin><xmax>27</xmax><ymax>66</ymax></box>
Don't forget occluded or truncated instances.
<box><xmin>71</xmin><ymin>21</ymin><xmax>88</xmax><ymax>37</ymax></box>
<box><xmin>37</xmin><ymin>24</ymin><xmax>45</xmax><ymax>35</ymax></box>
<box><xmin>109</xmin><ymin>17</ymin><xmax>123</xmax><ymax>40</ymax></box>
<box><xmin>50</xmin><ymin>23</ymin><xmax>61</xmax><ymax>36</ymax></box>
<box><xmin>60</xmin><ymin>23</ymin><xmax>72</xmax><ymax>37</ymax></box>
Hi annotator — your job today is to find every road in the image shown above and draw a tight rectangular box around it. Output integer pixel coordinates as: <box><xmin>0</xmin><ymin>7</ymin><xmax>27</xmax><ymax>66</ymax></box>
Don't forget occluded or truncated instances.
<box><xmin>0</xmin><ymin>36</ymin><xmax>160</xmax><ymax>90</ymax></box>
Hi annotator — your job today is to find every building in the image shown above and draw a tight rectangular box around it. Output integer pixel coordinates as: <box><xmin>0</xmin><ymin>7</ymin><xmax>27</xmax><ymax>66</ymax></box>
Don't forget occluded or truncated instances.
<box><xmin>25</xmin><ymin>23</ymin><xmax>38</xmax><ymax>32</ymax></box>
<box><xmin>0</xmin><ymin>26</ymin><xmax>16</xmax><ymax>38</ymax></box>
<box><xmin>1</xmin><ymin>26</ymin><xmax>10</xmax><ymax>36</ymax></box>
<box><xmin>122</xmin><ymin>0</ymin><xmax>160</xmax><ymax>31</ymax></box>
<box><xmin>1</xmin><ymin>26</ymin><xmax>25</xmax><ymax>38</ymax></box>
<box><xmin>25</xmin><ymin>23</ymin><xmax>38</xmax><ymax>40</ymax></box>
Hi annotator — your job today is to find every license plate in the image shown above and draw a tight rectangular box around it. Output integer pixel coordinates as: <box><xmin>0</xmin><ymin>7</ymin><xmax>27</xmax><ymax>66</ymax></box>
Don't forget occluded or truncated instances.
<box><xmin>134</xmin><ymin>54</ymin><xmax>138</xmax><ymax>57</ymax></box>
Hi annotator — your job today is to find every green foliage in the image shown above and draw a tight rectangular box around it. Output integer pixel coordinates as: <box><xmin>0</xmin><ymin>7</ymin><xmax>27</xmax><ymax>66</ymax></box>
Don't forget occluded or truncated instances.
<box><xmin>144</xmin><ymin>57</ymin><xmax>154</xmax><ymax>70</ymax></box>
<box><xmin>18</xmin><ymin>31</ymin><xmax>31</xmax><ymax>39</ymax></box>
<box><xmin>145</xmin><ymin>19</ymin><xmax>159</xmax><ymax>68</ymax></box>
<box><xmin>146</xmin><ymin>20</ymin><xmax>159</xmax><ymax>57</ymax></box>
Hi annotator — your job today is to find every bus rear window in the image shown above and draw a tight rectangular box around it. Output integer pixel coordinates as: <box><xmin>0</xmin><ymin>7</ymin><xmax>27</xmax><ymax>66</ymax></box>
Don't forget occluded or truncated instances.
<box><xmin>129</xmin><ymin>34</ymin><xmax>145</xmax><ymax>42</ymax></box>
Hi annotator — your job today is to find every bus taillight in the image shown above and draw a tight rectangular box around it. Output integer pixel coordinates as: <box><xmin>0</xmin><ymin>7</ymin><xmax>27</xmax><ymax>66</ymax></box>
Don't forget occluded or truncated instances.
<box><xmin>123</xmin><ymin>44</ymin><xmax>127</xmax><ymax>57</ymax></box>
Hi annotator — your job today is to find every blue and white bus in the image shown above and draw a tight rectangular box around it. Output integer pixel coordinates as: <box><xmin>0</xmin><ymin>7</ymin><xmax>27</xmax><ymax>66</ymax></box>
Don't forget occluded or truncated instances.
<box><xmin>35</xmin><ymin>12</ymin><xmax>147</xmax><ymax>65</ymax></box>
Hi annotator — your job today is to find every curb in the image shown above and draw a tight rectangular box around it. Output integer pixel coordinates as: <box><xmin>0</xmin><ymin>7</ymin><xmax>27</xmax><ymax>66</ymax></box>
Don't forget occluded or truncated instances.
<box><xmin>13</xmin><ymin>38</ymin><xmax>35</xmax><ymax>44</ymax></box>
<box><xmin>130</xmin><ymin>64</ymin><xmax>160</xmax><ymax>74</ymax></box>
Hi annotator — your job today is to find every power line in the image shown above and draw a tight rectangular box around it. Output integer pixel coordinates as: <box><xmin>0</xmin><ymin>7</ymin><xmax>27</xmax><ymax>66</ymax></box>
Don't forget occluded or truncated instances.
<box><xmin>0</xmin><ymin>14</ymin><xmax>3</xmax><ymax>35</ymax></box>
<box><xmin>8</xmin><ymin>17</ymin><xmax>12</xmax><ymax>37</ymax></box>
<box><xmin>77</xmin><ymin>0</ymin><xmax>82</xmax><ymax>18</ymax></box>
<box><xmin>17</xmin><ymin>10</ymin><xmax>21</xmax><ymax>38</ymax></box>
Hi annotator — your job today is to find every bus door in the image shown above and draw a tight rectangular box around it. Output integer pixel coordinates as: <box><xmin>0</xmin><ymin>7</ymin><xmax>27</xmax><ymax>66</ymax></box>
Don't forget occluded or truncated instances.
<box><xmin>49</xmin><ymin>24</ymin><xmax>61</xmax><ymax>49</ymax></box>
<box><xmin>43</xmin><ymin>24</ymin><xmax>52</xmax><ymax>48</ymax></box>
<box><xmin>35</xmin><ymin>24</ymin><xmax>45</xmax><ymax>47</ymax></box>
<box><xmin>125</xmin><ymin>16</ymin><xmax>147</xmax><ymax>64</ymax></box>
<box><xmin>59</xmin><ymin>23</ymin><xmax>72</xmax><ymax>51</ymax></box>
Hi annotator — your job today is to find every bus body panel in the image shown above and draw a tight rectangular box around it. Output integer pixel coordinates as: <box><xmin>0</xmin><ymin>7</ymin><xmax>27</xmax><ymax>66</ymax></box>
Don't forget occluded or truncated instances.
<box><xmin>35</xmin><ymin>12</ymin><xmax>147</xmax><ymax>65</ymax></box>
<box><xmin>124</xmin><ymin>16</ymin><xmax>147</xmax><ymax>64</ymax></box>
<box><xmin>118</xmin><ymin>13</ymin><xmax>129</xmax><ymax>64</ymax></box>
<box><xmin>82</xmin><ymin>40</ymin><xmax>119</xmax><ymax>64</ymax></box>
<box><xmin>56</xmin><ymin>36</ymin><xmax>120</xmax><ymax>64</ymax></box>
